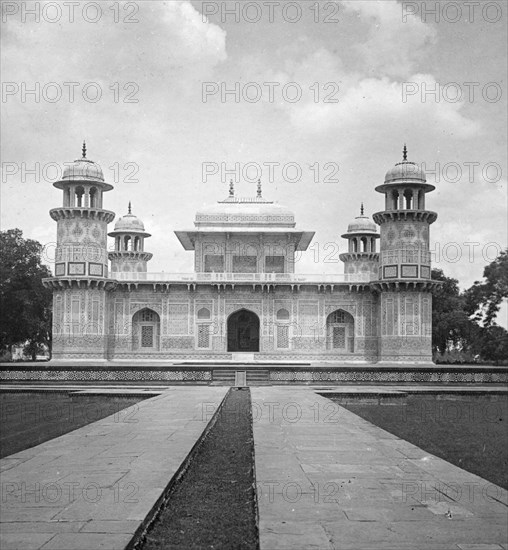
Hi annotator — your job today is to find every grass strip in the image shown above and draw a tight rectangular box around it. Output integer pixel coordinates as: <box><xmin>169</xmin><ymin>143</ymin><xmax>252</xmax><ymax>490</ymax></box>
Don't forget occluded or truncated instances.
<box><xmin>137</xmin><ymin>387</ymin><xmax>259</xmax><ymax>550</ymax></box>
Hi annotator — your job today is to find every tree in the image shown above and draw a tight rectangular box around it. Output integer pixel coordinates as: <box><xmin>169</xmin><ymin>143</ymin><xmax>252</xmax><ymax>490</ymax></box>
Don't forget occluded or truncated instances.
<box><xmin>431</xmin><ymin>268</ymin><xmax>475</xmax><ymax>356</ymax></box>
<box><xmin>464</xmin><ymin>249</ymin><xmax>508</xmax><ymax>327</ymax></box>
<box><xmin>0</xmin><ymin>229</ymin><xmax>53</xmax><ymax>360</ymax></box>
<box><xmin>471</xmin><ymin>324</ymin><xmax>508</xmax><ymax>365</ymax></box>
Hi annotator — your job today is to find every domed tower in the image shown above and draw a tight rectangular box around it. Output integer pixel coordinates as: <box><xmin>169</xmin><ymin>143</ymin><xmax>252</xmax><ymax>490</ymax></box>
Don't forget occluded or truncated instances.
<box><xmin>108</xmin><ymin>203</ymin><xmax>153</xmax><ymax>273</ymax></box>
<box><xmin>339</xmin><ymin>204</ymin><xmax>380</xmax><ymax>281</ymax></box>
<box><xmin>50</xmin><ymin>142</ymin><xmax>115</xmax><ymax>279</ymax></box>
<box><xmin>372</xmin><ymin>145</ymin><xmax>438</xmax><ymax>363</ymax></box>
<box><xmin>46</xmin><ymin>142</ymin><xmax>115</xmax><ymax>361</ymax></box>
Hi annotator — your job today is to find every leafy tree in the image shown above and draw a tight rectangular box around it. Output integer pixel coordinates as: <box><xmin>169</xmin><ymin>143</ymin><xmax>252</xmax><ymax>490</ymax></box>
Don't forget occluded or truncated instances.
<box><xmin>0</xmin><ymin>229</ymin><xmax>52</xmax><ymax>360</ymax></box>
<box><xmin>431</xmin><ymin>268</ymin><xmax>475</xmax><ymax>355</ymax></box>
<box><xmin>464</xmin><ymin>249</ymin><xmax>508</xmax><ymax>327</ymax></box>
<box><xmin>471</xmin><ymin>324</ymin><xmax>508</xmax><ymax>365</ymax></box>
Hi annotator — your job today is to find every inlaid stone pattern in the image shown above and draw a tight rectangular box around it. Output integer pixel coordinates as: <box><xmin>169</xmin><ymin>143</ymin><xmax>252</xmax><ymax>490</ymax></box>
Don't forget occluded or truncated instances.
<box><xmin>0</xmin><ymin>369</ymin><xmax>211</xmax><ymax>381</ymax></box>
<box><xmin>270</xmin><ymin>370</ymin><xmax>508</xmax><ymax>383</ymax></box>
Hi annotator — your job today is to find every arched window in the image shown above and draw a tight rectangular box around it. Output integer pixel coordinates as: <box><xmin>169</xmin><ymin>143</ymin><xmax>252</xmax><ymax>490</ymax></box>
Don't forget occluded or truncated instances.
<box><xmin>361</xmin><ymin>237</ymin><xmax>368</xmax><ymax>253</ymax></box>
<box><xmin>132</xmin><ymin>308</ymin><xmax>160</xmax><ymax>350</ymax></box>
<box><xmin>75</xmin><ymin>186</ymin><xmax>84</xmax><ymax>207</ymax></box>
<box><xmin>197</xmin><ymin>307</ymin><xmax>211</xmax><ymax>349</ymax></box>
<box><xmin>197</xmin><ymin>307</ymin><xmax>211</xmax><ymax>320</ymax></box>
<box><xmin>277</xmin><ymin>308</ymin><xmax>290</xmax><ymax>321</ymax></box>
<box><xmin>89</xmin><ymin>187</ymin><xmax>97</xmax><ymax>208</ymax></box>
<box><xmin>124</xmin><ymin>236</ymin><xmax>131</xmax><ymax>251</ymax></box>
<box><xmin>352</xmin><ymin>239</ymin><xmax>358</xmax><ymax>253</ymax></box>
<box><xmin>326</xmin><ymin>309</ymin><xmax>354</xmax><ymax>352</ymax></box>
<box><xmin>392</xmin><ymin>190</ymin><xmax>398</xmax><ymax>210</ymax></box>
<box><xmin>134</xmin><ymin>236</ymin><xmax>140</xmax><ymax>251</ymax></box>
<box><xmin>404</xmin><ymin>189</ymin><xmax>413</xmax><ymax>209</ymax></box>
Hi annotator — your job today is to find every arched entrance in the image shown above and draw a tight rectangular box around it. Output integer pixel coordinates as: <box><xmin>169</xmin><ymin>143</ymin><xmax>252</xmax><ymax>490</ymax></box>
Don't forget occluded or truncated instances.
<box><xmin>326</xmin><ymin>309</ymin><xmax>354</xmax><ymax>352</ymax></box>
<box><xmin>227</xmin><ymin>309</ymin><xmax>260</xmax><ymax>352</ymax></box>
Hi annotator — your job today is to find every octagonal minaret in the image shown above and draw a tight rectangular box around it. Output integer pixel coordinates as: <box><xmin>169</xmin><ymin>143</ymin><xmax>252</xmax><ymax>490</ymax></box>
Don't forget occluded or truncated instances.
<box><xmin>373</xmin><ymin>145</ymin><xmax>437</xmax><ymax>281</ymax></box>
<box><xmin>339</xmin><ymin>204</ymin><xmax>380</xmax><ymax>281</ymax></box>
<box><xmin>50</xmin><ymin>142</ymin><xmax>115</xmax><ymax>279</ymax></box>
<box><xmin>372</xmin><ymin>145</ymin><xmax>438</xmax><ymax>363</ymax></box>
<box><xmin>108</xmin><ymin>203</ymin><xmax>153</xmax><ymax>273</ymax></box>
<box><xmin>45</xmin><ymin>142</ymin><xmax>115</xmax><ymax>361</ymax></box>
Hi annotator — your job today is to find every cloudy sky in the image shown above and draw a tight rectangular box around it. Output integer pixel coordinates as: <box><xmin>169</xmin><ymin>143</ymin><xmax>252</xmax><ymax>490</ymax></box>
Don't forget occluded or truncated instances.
<box><xmin>1</xmin><ymin>0</ymin><xmax>506</xmax><ymax>320</ymax></box>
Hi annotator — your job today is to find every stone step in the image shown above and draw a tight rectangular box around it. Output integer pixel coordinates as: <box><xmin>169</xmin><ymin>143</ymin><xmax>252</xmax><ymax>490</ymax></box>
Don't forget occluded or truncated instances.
<box><xmin>212</xmin><ymin>369</ymin><xmax>271</xmax><ymax>385</ymax></box>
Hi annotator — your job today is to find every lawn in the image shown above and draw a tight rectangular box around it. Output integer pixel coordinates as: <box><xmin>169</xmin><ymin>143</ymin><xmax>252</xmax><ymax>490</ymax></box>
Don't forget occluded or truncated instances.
<box><xmin>0</xmin><ymin>391</ymin><xmax>147</xmax><ymax>458</ymax></box>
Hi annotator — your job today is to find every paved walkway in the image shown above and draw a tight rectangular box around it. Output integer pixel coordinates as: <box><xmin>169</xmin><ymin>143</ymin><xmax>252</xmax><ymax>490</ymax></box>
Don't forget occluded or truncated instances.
<box><xmin>251</xmin><ymin>387</ymin><xmax>508</xmax><ymax>550</ymax></box>
<box><xmin>0</xmin><ymin>387</ymin><xmax>228</xmax><ymax>550</ymax></box>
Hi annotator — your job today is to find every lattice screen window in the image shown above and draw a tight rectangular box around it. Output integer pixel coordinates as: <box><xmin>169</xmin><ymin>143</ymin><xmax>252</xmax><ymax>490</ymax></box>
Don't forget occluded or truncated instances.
<box><xmin>329</xmin><ymin>310</ymin><xmax>347</xmax><ymax>323</ymax></box>
<box><xmin>332</xmin><ymin>326</ymin><xmax>346</xmax><ymax>348</ymax></box>
<box><xmin>233</xmin><ymin>255</ymin><xmax>257</xmax><ymax>273</ymax></box>
<box><xmin>204</xmin><ymin>255</ymin><xmax>224</xmax><ymax>273</ymax></box>
<box><xmin>141</xmin><ymin>325</ymin><xmax>154</xmax><ymax>347</ymax></box>
<box><xmin>140</xmin><ymin>309</ymin><xmax>157</xmax><ymax>322</ymax></box>
<box><xmin>277</xmin><ymin>325</ymin><xmax>289</xmax><ymax>349</ymax></box>
<box><xmin>197</xmin><ymin>324</ymin><xmax>210</xmax><ymax>348</ymax></box>
<box><xmin>265</xmin><ymin>255</ymin><xmax>284</xmax><ymax>273</ymax></box>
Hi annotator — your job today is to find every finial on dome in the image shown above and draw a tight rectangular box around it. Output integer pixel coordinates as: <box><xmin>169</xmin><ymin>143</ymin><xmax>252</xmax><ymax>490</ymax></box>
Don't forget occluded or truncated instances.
<box><xmin>257</xmin><ymin>178</ymin><xmax>262</xmax><ymax>198</ymax></box>
<box><xmin>128</xmin><ymin>201</ymin><xmax>132</xmax><ymax>214</ymax></box>
<box><xmin>229</xmin><ymin>179</ymin><xmax>234</xmax><ymax>197</ymax></box>
<box><xmin>360</xmin><ymin>202</ymin><xmax>364</xmax><ymax>216</ymax></box>
<box><xmin>403</xmin><ymin>144</ymin><xmax>407</xmax><ymax>161</ymax></box>
<box><xmin>82</xmin><ymin>140</ymin><xmax>87</xmax><ymax>159</ymax></box>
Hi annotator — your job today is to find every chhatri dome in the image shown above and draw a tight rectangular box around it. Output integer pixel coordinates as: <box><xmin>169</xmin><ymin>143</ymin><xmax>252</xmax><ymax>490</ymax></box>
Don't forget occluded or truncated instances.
<box><xmin>194</xmin><ymin>179</ymin><xmax>296</xmax><ymax>228</ymax></box>
<box><xmin>347</xmin><ymin>203</ymin><xmax>377</xmax><ymax>234</ymax></box>
<box><xmin>61</xmin><ymin>141</ymin><xmax>105</xmax><ymax>183</ymax></box>
<box><xmin>343</xmin><ymin>203</ymin><xmax>378</xmax><ymax>236</ymax></box>
<box><xmin>383</xmin><ymin>144</ymin><xmax>426</xmax><ymax>184</ymax></box>
<box><xmin>112</xmin><ymin>202</ymin><xmax>150</xmax><ymax>235</ymax></box>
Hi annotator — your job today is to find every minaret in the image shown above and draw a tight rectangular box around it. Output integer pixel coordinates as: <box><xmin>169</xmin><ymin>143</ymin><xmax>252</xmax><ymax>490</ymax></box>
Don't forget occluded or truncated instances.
<box><xmin>339</xmin><ymin>203</ymin><xmax>380</xmax><ymax>281</ymax></box>
<box><xmin>45</xmin><ymin>143</ymin><xmax>115</xmax><ymax>361</ymax></box>
<box><xmin>372</xmin><ymin>145</ymin><xmax>438</xmax><ymax>363</ymax></box>
<box><xmin>50</xmin><ymin>142</ymin><xmax>115</xmax><ymax>278</ymax></box>
<box><xmin>108</xmin><ymin>203</ymin><xmax>153</xmax><ymax>274</ymax></box>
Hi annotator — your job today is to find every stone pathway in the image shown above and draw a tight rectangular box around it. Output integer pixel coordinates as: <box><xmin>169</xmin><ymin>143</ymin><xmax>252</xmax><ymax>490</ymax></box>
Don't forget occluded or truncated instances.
<box><xmin>251</xmin><ymin>387</ymin><xmax>508</xmax><ymax>550</ymax></box>
<box><xmin>2</xmin><ymin>385</ymin><xmax>507</xmax><ymax>549</ymax></box>
<box><xmin>0</xmin><ymin>387</ymin><xmax>228</xmax><ymax>550</ymax></box>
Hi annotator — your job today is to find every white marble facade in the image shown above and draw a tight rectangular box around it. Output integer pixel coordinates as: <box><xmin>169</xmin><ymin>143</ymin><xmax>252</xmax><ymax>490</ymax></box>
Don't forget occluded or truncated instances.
<box><xmin>44</xmin><ymin>145</ymin><xmax>437</xmax><ymax>363</ymax></box>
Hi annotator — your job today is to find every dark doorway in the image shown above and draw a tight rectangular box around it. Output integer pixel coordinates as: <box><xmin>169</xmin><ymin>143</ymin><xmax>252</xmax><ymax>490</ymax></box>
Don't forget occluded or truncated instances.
<box><xmin>227</xmin><ymin>310</ymin><xmax>260</xmax><ymax>352</ymax></box>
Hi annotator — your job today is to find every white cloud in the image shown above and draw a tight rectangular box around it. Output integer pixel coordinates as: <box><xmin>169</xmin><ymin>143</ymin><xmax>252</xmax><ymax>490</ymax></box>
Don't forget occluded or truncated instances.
<box><xmin>341</xmin><ymin>0</ymin><xmax>437</xmax><ymax>78</ymax></box>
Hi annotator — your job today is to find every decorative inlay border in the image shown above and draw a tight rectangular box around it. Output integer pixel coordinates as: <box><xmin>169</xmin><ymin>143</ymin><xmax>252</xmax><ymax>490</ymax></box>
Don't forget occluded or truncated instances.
<box><xmin>0</xmin><ymin>369</ymin><xmax>211</xmax><ymax>382</ymax></box>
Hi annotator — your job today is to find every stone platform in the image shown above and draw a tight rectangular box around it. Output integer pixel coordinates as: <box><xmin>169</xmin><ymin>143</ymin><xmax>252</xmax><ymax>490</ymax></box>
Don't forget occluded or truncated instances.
<box><xmin>1</xmin><ymin>386</ymin><xmax>507</xmax><ymax>549</ymax></box>
<box><xmin>1</xmin><ymin>362</ymin><xmax>507</xmax><ymax>386</ymax></box>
